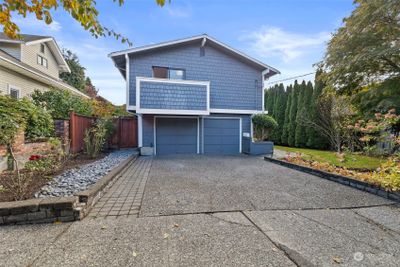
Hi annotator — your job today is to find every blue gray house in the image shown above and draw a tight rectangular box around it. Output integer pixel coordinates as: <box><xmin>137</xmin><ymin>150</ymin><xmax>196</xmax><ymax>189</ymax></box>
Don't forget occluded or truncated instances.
<box><xmin>109</xmin><ymin>34</ymin><xmax>279</xmax><ymax>155</ymax></box>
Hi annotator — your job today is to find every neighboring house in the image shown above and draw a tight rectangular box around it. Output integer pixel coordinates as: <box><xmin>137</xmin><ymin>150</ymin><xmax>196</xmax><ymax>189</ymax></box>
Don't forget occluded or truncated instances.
<box><xmin>0</xmin><ymin>33</ymin><xmax>88</xmax><ymax>99</ymax></box>
<box><xmin>109</xmin><ymin>34</ymin><xmax>279</xmax><ymax>155</ymax></box>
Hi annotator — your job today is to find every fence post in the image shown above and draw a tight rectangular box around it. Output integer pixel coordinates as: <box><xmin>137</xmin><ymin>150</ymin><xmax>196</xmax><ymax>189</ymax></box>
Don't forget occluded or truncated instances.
<box><xmin>70</xmin><ymin>111</ymin><xmax>75</xmax><ymax>153</ymax></box>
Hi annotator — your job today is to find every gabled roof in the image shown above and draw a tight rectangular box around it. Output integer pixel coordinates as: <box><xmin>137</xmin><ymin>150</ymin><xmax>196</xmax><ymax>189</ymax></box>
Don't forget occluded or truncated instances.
<box><xmin>109</xmin><ymin>34</ymin><xmax>280</xmax><ymax>78</ymax></box>
<box><xmin>0</xmin><ymin>49</ymin><xmax>89</xmax><ymax>98</ymax></box>
<box><xmin>0</xmin><ymin>32</ymin><xmax>70</xmax><ymax>72</ymax></box>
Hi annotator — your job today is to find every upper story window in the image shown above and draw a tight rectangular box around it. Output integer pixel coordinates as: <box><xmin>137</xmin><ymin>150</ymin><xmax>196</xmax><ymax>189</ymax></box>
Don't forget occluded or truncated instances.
<box><xmin>40</xmin><ymin>43</ymin><xmax>45</xmax><ymax>54</ymax></box>
<box><xmin>153</xmin><ymin>66</ymin><xmax>185</xmax><ymax>80</ymax></box>
<box><xmin>37</xmin><ymin>54</ymin><xmax>48</xmax><ymax>68</ymax></box>
<box><xmin>8</xmin><ymin>85</ymin><xmax>20</xmax><ymax>99</ymax></box>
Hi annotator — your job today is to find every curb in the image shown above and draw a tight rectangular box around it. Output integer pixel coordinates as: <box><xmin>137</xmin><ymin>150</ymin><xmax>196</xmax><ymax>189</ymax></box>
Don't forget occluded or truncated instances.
<box><xmin>264</xmin><ymin>156</ymin><xmax>400</xmax><ymax>203</ymax></box>
<box><xmin>0</xmin><ymin>153</ymin><xmax>138</xmax><ymax>225</ymax></box>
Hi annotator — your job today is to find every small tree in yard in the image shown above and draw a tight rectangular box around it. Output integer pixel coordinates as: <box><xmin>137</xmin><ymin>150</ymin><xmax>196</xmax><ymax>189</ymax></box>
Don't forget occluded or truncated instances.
<box><xmin>252</xmin><ymin>114</ymin><xmax>278</xmax><ymax>141</ymax></box>
<box><xmin>84</xmin><ymin>118</ymin><xmax>115</xmax><ymax>158</ymax></box>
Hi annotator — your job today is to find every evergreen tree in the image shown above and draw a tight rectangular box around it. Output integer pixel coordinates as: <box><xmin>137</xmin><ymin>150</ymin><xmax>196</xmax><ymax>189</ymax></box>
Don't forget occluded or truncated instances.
<box><xmin>281</xmin><ymin>85</ymin><xmax>292</xmax><ymax>145</ymax></box>
<box><xmin>271</xmin><ymin>83</ymin><xmax>287</xmax><ymax>143</ymax></box>
<box><xmin>60</xmin><ymin>49</ymin><xmax>86</xmax><ymax>92</ymax></box>
<box><xmin>295</xmin><ymin>81</ymin><xmax>308</xmax><ymax>147</ymax></box>
<box><xmin>265</xmin><ymin>85</ymin><xmax>277</xmax><ymax>116</ymax></box>
<box><xmin>303</xmin><ymin>81</ymin><xmax>314</xmax><ymax>147</ymax></box>
<box><xmin>307</xmin><ymin>72</ymin><xmax>330</xmax><ymax>149</ymax></box>
<box><xmin>288</xmin><ymin>81</ymin><xmax>299</xmax><ymax>146</ymax></box>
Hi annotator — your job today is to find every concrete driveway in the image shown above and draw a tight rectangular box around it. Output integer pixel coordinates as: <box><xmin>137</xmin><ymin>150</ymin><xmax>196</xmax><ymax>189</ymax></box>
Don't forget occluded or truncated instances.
<box><xmin>1</xmin><ymin>155</ymin><xmax>400</xmax><ymax>267</ymax></box>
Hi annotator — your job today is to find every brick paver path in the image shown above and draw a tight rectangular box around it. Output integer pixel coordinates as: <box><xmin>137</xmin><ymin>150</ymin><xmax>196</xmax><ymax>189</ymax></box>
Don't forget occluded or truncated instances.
<box><xmin>89</xmin><ymin>156</ymin><xmax>152</xmax><ymax>217</ymax></box>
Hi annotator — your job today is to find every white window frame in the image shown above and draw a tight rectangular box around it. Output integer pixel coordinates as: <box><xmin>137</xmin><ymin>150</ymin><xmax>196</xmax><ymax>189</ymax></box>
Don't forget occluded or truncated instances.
<box><xmin>37</xmin><ymin>54</ymin><xmax>48</xmax><ymax>68</ymax></box>
<box><xmin>153</xmin><ymin>116</ymin><xmax>200</xmax><ymax>155</ymax></box>
<box><xmin>201</xmin><ymin>116</ymin><xmax>242</xmax><ymax>154</ymax></box>
<box><xmin>136</xmin><ymin>76</ymin><xmax>210</xmax><ymax>115</ymax></box>
<box><xmin>7</xmin><ymin>84</ymin><xmax>21</xmax><ymax>99</ymax></box>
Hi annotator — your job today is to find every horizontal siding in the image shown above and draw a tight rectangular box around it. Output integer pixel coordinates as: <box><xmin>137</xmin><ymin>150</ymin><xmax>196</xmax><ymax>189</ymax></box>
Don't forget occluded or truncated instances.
<box><xmin>129</xmin><ymin>43</ymin><xmax>262</xmax><ymax>111</ymax></box>
<box><xmin>0</xmin><ymin>66</ymin><xmax>49</xmax><ymax>98</ymax></box>
<box><xmin>21</xmin><ymin>43</ymin><xmax>59</xmax><ymax>79</ymax></box>
<box><xmin>140</xmin><ymin>81</ymin><xmax>207</xmax><ymax>110</ymax></box>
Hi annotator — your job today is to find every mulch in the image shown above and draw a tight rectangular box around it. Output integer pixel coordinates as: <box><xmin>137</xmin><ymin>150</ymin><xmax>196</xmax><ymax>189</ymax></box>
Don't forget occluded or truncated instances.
<box><xmin>0</xmin><ymin>153</ymin><xmax>107</xmax><ymax>202</ymax></box>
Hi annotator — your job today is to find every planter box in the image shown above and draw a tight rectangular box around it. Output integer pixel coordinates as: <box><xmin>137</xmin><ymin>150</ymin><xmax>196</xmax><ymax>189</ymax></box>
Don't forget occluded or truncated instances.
<box><xmin>243</xmin><ymin>137</ymin><xmax>273</xmax><ymax>155</ymax></box>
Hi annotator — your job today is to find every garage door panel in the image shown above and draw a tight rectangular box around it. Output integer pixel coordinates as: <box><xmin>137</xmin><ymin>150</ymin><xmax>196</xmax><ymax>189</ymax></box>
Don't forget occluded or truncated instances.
<box><xmin>203</xmin><ymin>118</ymin><xmax>240</xmax><ymax>154</ymax></box>
<box><xmin>156</xmin><ymin>118</ymin><xmax>198</xmax><ymax>155</ymax></box>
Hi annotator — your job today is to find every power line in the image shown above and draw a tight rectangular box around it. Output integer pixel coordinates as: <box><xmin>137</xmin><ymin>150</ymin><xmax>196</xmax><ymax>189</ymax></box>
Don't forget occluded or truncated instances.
<box><xmin>266</xmin><ymin>72</ymin><xmax>316</xmax><ymax>85</ymax></box>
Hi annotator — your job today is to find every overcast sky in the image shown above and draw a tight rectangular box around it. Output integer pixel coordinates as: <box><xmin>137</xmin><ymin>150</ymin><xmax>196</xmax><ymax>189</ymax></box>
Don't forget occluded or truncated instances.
<box><xmin>15</xmin><ymin>0</ymin><xmax>354</xmax><ymax>105</ymax></box>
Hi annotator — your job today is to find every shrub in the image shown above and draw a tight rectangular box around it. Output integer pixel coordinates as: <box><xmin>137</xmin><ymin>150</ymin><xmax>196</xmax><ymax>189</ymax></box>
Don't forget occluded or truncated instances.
<box><xmin>32</xmin><ymin>88</ymin><xmax>92</xmax><ymax>119</ymax></box>
<box><xmin>25</xmin><ymin>155</ymin><xmax>55</xmax><ymax>174</ymax></box>
<box><xmin>252</xmin><ymin>114</ymin><xmax>278</xmax><ymax>141</ymax></box>
<box><xmin>84</xmin><ymin>118</ymin><xmax>114</xmax><ymax>158</ymax></box>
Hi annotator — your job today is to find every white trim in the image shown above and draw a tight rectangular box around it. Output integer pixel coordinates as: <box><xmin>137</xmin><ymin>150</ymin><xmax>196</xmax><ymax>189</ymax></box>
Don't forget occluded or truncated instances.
<box><xmin>25</xmin><ymin>38</ymin><xmax>53</xmax><ymax>45</ymax></box>
<box><xmin>108</xmin><ymin>35</ymin><xmax>280</xmax><ymax>74</ymax></box>
<box><xmin>7</xmin><ymin>84</ymin><xmax>21</xmax><ymax>99</ymax></box>
<box><xmin>209</xmin><ymin>108</ymin><xmax>261</xmax><ymax>114</ymax></box>
<box><xmin>0</xmin><ymin>55</ymin><xmax>88</xmax><ymax>98</ymax></box>
<box><xmin>202</xmin><ymin>117</ymin><xmax>242</xmax><ymax>153</ymax></box>
<box><xmin>125</xmin><ymin>54</ymin><xmax>130</xmax><ymax>111</ymax></box>
<box><xmin>127</xmin><ymin>105</ymin><xmax>136</xmax><ymax>110</ymax></box>
<box><xmin>154</xmin><ymin>116</ymin><xmax>200</xmax><ymax>156</ymax></box>
<box><xmin>138</xmin><ymin>114</ymin><xmax>143</xmax><ymax>147</ymax></box>
<box><xmin>202</xmin><ymin>116</ymin><xmax>205</xmax><ymax>153</ymax></box>
<box><xmin>136</xmin><ymin>77</ymin><xmax>210</xmax><ymax>115</ymax></box>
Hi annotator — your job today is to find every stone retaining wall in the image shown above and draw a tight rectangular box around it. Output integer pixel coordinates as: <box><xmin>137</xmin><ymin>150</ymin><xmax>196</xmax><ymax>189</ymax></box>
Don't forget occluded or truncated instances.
<box><xmin>0</xmin><ymin>154</ymin><xmax>136</xmax><ymax>225</ymax></box>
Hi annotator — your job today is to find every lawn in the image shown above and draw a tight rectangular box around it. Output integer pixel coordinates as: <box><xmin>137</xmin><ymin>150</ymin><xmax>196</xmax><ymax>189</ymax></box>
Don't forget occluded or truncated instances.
<box><xmin>275</xmin><ymin>146</ymin><xmax>385</xmax><ymax>170</ymax></box>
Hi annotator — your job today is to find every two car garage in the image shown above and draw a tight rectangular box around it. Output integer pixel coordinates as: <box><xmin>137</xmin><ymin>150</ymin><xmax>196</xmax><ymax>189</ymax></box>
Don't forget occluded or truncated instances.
<box><xmin>155</xmin><ymin>117</ymin><xmax>241</xmax><ymax>155</ymax></box>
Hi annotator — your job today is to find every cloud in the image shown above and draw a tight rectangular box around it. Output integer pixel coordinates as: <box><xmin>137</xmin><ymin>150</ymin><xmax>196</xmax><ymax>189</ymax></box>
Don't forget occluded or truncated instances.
<box><xmin>243</xmin><ymin>26</ymin><xmax>330</xmax><ymax>63</ymax></box>
<box><xmin>14</xmin><ymin>14</ymin><xmax>61</xmax><ymax>32</ymax></box>
<box><xmin>165</xmin><ymin>6</ymin><xmax>191</xmax><ymax>18</ymax></box>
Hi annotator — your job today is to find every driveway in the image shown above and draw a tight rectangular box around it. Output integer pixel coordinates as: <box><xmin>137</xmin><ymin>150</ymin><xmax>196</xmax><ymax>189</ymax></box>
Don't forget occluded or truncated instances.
<box><xmin>1</xmin><ymin>155</ymin><xmax>399</xmax><ymax>267</ymax></box>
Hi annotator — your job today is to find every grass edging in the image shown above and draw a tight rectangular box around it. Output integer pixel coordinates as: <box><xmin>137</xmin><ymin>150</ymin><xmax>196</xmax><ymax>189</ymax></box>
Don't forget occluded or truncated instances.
<box><xmin>264</xmin><ymin>156</ymin><xmax>400</xmax><ymax>203</ymax></box>
<box><xmin>76</xmin><ymin>153</ymin><xmax>138</xmax><ymax>217</ymax></box>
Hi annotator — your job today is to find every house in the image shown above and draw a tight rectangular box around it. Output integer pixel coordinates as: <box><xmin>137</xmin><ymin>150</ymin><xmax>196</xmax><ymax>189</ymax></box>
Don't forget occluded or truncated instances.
<box><xmin>109</xmin><ymin>34</ymin><xmax>279</xmax><ymax>155</ymax></box>
<box><xmin>0</xmin><ymin>33</ymin><xmax>88</xmax><ymax>99</ymax></box>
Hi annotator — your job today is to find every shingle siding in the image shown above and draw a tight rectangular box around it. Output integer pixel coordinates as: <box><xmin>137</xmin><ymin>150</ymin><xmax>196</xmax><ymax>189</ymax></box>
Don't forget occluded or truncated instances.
<box><xmin>140</xmin><ymin>81</ymin><xmax>208</xmax><ymax>110</ymax></box>
<box><xmin>129</xmin><ymin>43</ymin><xmax>263</xmax><ymax>111</ymax></box>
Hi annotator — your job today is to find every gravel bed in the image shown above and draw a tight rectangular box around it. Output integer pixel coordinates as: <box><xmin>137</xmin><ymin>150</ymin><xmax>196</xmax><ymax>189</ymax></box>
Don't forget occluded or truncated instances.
<box><xmin>35</xmin><ymin>149</ymin><xmax>136</xmax><ymax>198</ymax></box>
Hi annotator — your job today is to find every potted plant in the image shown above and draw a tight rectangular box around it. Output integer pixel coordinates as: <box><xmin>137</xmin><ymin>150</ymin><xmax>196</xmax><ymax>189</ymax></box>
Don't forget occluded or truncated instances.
<box><xmin>243</xmin><ymin>114</ymin><xmax>278</xmax><ymax>155</ymax></box>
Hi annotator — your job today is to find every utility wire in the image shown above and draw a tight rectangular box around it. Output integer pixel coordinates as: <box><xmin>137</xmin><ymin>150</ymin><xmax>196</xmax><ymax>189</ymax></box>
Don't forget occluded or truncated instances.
<box><xmin>266</xmin><ymin>72</ymin><xmax>316</xmax><ymax>85</ymax></box>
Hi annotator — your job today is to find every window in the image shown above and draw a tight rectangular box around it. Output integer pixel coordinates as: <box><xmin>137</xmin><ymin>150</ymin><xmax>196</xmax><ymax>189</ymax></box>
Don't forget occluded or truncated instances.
<box><xmin>152</xmin><ymin>66</ymin><xmax>185</xmax><ymax>80</ymax></box>
<box><xmin>8</xmin><ymin>85</ymin><xmax>20</xmax><ymax>99</ymax></box>
<box><xmin>40</xmin><ymin>43</ymin><xmax>45</xmax><ymax>54</ymax></box>
<box><xmin>37</xmin><ymin>55</ymin><xmax>48</xmax><ymax>68</ymax></box>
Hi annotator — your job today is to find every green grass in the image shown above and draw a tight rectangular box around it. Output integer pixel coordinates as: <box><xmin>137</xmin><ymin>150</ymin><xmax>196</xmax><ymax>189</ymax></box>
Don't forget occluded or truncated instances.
<box><xmin>275</xmin><ymin>145</ymin><xmax>385</xmax><ymax>170</ymax></box>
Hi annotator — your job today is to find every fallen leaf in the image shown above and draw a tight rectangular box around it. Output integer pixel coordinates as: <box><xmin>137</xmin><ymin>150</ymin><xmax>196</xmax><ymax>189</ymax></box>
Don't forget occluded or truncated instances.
<box><xmin>173</xmin><ymin>223</ymin><xmax>180</xmax><ymax>228</ymax></box>
<box><xmin>132</xmin><ymin>251</ymin><xmax>138</xmax><ymax>257</ymax></box>
<box><xmin>54</xmin><ymin>221</ymin><xmax>62</xmax><ymax>225</ymax></box>
<box><xmin>332</xmin><ymin>256</ymin><xmax>342</xmax><ymax>264</ymax></box>
<box><xmin>272</xmin><ymin>247</ymin><xmax>278</xmax><ymax>252</ymax></box>
<box><xmin>101</xmin><ymin>226</ymin><xmax>107</xmax><ymax>230</ymax></box>
<box><xmin>163</xmin><ymin>233</ymin><xmax>170</xmax><ymax>239</ymax></box>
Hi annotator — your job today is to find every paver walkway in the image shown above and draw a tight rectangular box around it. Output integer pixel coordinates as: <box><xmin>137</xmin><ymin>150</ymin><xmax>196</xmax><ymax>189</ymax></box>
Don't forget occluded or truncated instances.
<box><xmin>89</xmin><ymin>156</ymin><xmax>152</xmax><ymax>217</ymax></box>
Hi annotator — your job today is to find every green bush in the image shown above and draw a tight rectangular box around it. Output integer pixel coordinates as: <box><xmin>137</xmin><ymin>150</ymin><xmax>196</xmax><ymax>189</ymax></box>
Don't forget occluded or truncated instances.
<box><xmin>84</xmin><ymin>118</ymin><xmax>115</xmax><ymax>158</ymax></box>
<box><xmin>252</xmin><ymin>114</ymin><xmax>278</xmax><ymax>141</ymax></box>
<box><xmin>0</xmin><ymin>95</ymin><xmax>54</xmax><ymax>141</ymax></box>
<box><xmin>32</xmin><ymin>88</ymin><xmax>92</xmax><ymax>119</ymax></box>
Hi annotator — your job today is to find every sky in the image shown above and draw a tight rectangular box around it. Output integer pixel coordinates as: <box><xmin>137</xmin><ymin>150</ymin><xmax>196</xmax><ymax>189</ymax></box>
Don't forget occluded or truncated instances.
<box><xmin>14</xmin><ymin>0</ymin><xmax>354</xmax><ymax>105</ymax></box>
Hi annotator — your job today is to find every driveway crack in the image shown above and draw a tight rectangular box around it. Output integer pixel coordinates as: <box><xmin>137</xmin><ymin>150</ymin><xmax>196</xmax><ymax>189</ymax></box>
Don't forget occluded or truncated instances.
<box><xmin>240</xmin><ymin>211</ymin><xmax>315</xmax><ymax>267</ymax></box>
<box><xmin>352</xmin><ymin>209</ymin><xmax>400</xmax><ymax>239</ymax></box>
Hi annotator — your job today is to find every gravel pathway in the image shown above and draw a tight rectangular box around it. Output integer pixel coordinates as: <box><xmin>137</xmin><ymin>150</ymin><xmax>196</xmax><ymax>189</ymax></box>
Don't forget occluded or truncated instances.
<box><xmin>35</xmin><ymin>149</ymin><xmax>137</xmax><ymax>198</ymax></box>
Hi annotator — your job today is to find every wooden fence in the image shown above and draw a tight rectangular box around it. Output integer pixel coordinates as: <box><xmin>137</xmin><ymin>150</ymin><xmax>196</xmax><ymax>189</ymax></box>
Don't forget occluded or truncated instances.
<box><xmin>69</xmin><ymin>112</ymin><xmax>138</xmax><ymax>154</ymax></box>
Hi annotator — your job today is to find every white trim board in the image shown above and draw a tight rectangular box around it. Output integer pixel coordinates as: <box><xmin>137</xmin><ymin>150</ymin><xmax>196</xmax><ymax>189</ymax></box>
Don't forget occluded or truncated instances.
<box><xmin>209</xmin><ymin>109</ymin><xmax>262</xmax><ymax>114</ymax></box>
<box><xmin>153</xmin><ymin>116</ymin><xmax>200</xmax><ymax>156</ymax></box>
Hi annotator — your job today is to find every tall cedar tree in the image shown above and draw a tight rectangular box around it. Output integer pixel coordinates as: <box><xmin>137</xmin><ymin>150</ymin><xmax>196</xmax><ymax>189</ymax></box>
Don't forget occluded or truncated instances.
<box><xmin>288</xmin><ymin>81</ymin><xmax>299</xmax><ymax>146</ymax></box>
<box><xmin>295</xmin><ymin>81</ymin><xmax>307</xmax><ymax>147</ymax></box>
<box><xmin>281</xmin><ymin>85</ymin><xmax>292</xmax><ymax>145</ymax></box>
<box><xmin>271</xmin><ymin>84</ymin><xmax>287</xmax><ymax>144</ymax></box>
<box><xmin>60</xmin><ymin>49</ymin><xmax>86</xmax><ymax>92</ymax></box>
<box><xmin>307</xmin><ymin>72</ymin><xmax>329</xmax><ymax>149</ymax></box>
<box><xmin>303</xmin><ymin>81</ymin><xmax>315</xmax><ymax>147</ymax></box>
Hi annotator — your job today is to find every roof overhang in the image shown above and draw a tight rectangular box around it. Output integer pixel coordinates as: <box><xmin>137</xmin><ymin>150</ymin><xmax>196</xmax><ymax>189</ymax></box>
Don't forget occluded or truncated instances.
<box><xmin>108</xmin><ymin>34</ymin><xmax>280</xmax><ymax>79</ymax></box>
<box><xmin>25</xmin><ymin>37</ymin><xmax>71</xmax><ymax>73</ymax></box>
<box><xmin>0</xmin><ymin>54</ymin><xmax>89</xmax><ymax>98</ymax></box>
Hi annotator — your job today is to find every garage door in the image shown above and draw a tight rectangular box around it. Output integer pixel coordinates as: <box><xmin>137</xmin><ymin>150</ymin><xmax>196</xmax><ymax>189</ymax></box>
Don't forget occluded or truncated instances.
<box><xmin>203</xmin><ymin>118</ymin><xmax>240</xmax><ymax>154</ymax></box>
<box><xmin>156</xmin><ymin>118</ymin><xmax>198</xmax><ymax>155</ymax></box>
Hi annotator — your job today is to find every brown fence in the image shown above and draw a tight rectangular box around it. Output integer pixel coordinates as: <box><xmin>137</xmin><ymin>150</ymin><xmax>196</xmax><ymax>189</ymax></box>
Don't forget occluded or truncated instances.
<box><xmin>109</xmin><ymin>117</ymin><xmax>138</xmax><ymax>149</ymax></box>
<box><xmin>69</xmin><ymin>112</ymin><xmax>138</xmax><ymax>153</ymax></box>
<box><xmin>70</xmin><ymin>112</ymin><xmax>96</xmax><ymax>153</ymax></box>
